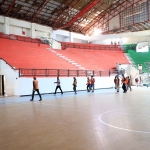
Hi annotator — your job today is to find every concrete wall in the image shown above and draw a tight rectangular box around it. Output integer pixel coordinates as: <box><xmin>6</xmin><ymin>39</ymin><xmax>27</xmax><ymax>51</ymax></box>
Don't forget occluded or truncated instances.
<box><xmin>0</xmin><ymin>59</ymin><xmax>19</xmax><ymax>96</ymax></box>
<box><xmin>0</xmin><ymin>16</ymin><xmax>53</xmax><ymax>39</ymax></box>
<box><xmin>90</xmin><ymin>30</ymin><xmax>150</xmax><ymax>45</ymax></box>
<box><xmin>19</xmin><ymin>76</ymin><xmax>115</xmax><ymax>96</ymax></box>
<box><xmin>0</xmin><ymin>59</ymin><xmax>116</xmax><ymax>96</ymax></box>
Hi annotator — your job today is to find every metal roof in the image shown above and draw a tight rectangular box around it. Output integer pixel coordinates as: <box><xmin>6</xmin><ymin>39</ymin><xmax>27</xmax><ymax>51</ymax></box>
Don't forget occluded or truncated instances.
<box><xmin>0</xmin><ymin>0</ymin><xmax>150</xmax><ymax>35</ymax></box>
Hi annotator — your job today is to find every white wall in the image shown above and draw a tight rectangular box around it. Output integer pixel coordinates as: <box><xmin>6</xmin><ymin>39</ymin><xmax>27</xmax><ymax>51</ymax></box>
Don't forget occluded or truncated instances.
<box><xmin>19</xmin><ymin>76</ymin><xmax>115</xmax><ymax>96</ymax></box>
<box><xmin>9</xmin><ymin>25</ymin><xmax>30</xmax><ymax>37</ymax></box>
<box><xmin>136</xmin><ymin>42</ymin><xmax>149</xmax><ymax>52</ymax></box>
<box><xmin>89</xmin><ymin>30</ymin><xmax>150</xmax><ymax>45</ymax></box>
<box><xmin>56</xmin><ymin>34</ymin><xmax>65</xmax><ymax>42</ymax></box>
<box><xmin>51</xmin><ymin>39</ymin><xmax>61</xmax><ymax>49</ymax></box>
<box><xmin>53</xmin><ymin>29</ymin><xmax>87</xmax><ymax>43</ymax></box>
<box><xmin>0</xmin><ymin>59</ymin><xmax>115</xmax><ymax>96</ymax></box>
<box><xmin>0</xmin><ymin>59</ymin><xmax>19</xmax><ymax>96</ymax></box>
<box><xmin>0</xmin><ymin>15</ymin><xmax>53</xmax><ymax>39</ymax></box>
<box><xmin>0</xmin><ymin>23</ymin><xmax>3</xmax><ymax>32</ymax></box>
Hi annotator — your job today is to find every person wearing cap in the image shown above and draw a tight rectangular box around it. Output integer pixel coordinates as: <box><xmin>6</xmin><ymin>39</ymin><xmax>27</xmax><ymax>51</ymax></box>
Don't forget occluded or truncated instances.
<box><xmin>73</xmin><ymin>77</ymin><xmax>77</xmax><ymax>94</ymax></box>
<box><xmin>30</xmin><ymin>77</ymin><xmax>42</xmax><ymax>101</ymax></box>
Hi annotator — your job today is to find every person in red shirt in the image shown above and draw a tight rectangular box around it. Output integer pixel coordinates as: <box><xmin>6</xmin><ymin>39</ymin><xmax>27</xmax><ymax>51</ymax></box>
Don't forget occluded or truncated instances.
<box><xmin>90</xmin><ymin>75</ymin><xmax>95</xmax><ymax>92</ymax></box>
<box><xmin>122</xmin><ymin>75</ymin><xmax>127</xmax><ymax>93</ymax></box>
<box><xmin>30</xmin><ymin>77</ymin><xmax>42</xmax><ymax>101</ymax></box>
<box><xmin>126</xmin><ymin>76</ymin><xmax>132</xmax><ymax>91</ymax></box>
<box><xmin>86</xmin><ymin>77</ymin><xmax>91</xmax><ymax>92</ymax></box>
<box><xmin>114</xmin><ymin>76</ymin><xmax>120</xmax><ymax>92</ymax></box>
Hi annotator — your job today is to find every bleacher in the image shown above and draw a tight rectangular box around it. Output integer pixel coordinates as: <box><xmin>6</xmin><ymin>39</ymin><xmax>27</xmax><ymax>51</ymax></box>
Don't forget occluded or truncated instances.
<box><xmin>0</xmin><ymin>38</ymin><xmax>78</xmax><ymax>70</ymax></box>
<box><xmin>0</xmin><ymin>35</ymin><xmax>128</xmax><ymax>71</ymax></box>
<box><xmin>128</xmin><ymin>50</ymin><xmax>150</xmax><ymax>72</ymax></box>
<box><xmin>58</xmin><ymin>48</ymin><xmax>128</xmax><ymax>70</ymax></box>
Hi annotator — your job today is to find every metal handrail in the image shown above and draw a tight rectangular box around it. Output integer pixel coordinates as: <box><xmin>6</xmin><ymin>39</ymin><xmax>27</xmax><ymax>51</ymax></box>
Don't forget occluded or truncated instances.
<box><xmin>19</xmin><ymin>68</ymin><xmax>118</xmax><ymax>77</ymax></box>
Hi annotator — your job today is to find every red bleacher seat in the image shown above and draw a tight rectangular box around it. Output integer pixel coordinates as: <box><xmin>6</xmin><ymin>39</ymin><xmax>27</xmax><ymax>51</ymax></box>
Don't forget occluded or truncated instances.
<box><xmin>58</xmin><ymin>48</ymin><xmax>128</xmax><ymax>70</ymax></box>
<box><xmin>0</xmin><ymin>38</ymin><xmax>78</xmax><ymax>70</ymax></box>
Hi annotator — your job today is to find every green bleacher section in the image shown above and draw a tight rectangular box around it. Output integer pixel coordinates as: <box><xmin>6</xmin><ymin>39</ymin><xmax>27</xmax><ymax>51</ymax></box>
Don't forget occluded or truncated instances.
<box><xmin>128</xmin><ymin>50</ymin><xmax>150</xmax><ymax>72</ymax></box>
<box><xmin>123</xmin><ymin>44</ymin><xmax>137</xmax><ymax>53</ymax></box>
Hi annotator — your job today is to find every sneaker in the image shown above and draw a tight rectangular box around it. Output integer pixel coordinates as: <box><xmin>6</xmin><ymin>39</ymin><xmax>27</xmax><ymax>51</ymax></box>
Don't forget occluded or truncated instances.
<box><xmin>39</xmin><ymin>99</ymin><xmax>42</xmax><ymax>101</ymax></box>
<box><xmin>30</xmin><ymin>99</ymin><xmax>33</xmax><ymax>101</ymax></box>
<box><xmin>61</xmin><ymin>92</ymin><xmax>63</xmax><ymax>94</ymax></box>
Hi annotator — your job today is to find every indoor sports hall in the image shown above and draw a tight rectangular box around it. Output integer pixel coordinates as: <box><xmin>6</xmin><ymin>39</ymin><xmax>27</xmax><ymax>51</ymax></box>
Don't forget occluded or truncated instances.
<box><xmin>0</xmin><ymin>0</ymin><xmax>150</xmax><ymax>150</ymax></box>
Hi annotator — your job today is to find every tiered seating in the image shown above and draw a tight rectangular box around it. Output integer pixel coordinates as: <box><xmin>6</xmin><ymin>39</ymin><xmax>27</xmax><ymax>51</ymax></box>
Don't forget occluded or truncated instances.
<box><xmin>0</xmin><ymin>32</ymin><xmax>41</xmax><ymax>43</ymax></box>
<box><xmin>128</xmin><ymin>50</ymin><xmax>150</xmax><ymax>71</ymax></box>
<box><xmin>0</xmin><ymin>38</ymin><xmax>78</xmax><ymax>70</ymax></box>
<box><xmin>58</xmin><ymin>48</ymin><xmax>128</xmax><ymax>70</ymax></box>
<box><xmin>61</xmin><ymin>42</ymin><xmax>121</xmax><ymax>51</ymax></box>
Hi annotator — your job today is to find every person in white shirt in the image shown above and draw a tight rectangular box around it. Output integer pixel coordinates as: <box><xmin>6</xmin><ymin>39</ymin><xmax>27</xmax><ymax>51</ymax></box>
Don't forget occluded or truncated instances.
<box><xmin>54</xmin><ymin>76</ymin><xmax>63</xmax><ymax>94</ymax></box>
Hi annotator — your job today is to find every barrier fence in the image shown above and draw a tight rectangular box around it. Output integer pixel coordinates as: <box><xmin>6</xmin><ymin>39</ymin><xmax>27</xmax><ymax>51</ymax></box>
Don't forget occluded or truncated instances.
<box><xmin>61</xmin><ymin>43</ymin><xmax>121</xmax><ymax>50</ymax></box>
<box><xmin>19</xmin><ymin>68</ymin><xmax>118</xmax><ymax>77</ymax></box>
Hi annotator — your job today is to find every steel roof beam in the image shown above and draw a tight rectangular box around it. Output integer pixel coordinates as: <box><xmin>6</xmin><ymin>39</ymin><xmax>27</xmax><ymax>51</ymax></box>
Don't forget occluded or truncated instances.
<box><xmin>70</xmin><ymin>1</ymin><xmax>106</xmax><ymax>32</ymax></box>
<box><xmin>48</xmin><ymin>0</ymin><xmax>74</xmax><ymax>25</ymax></box>
<box><xmin>32</xmin><ymin>0</ymin><xmax>50</xmax><ymax>22</ymax></box>
<box><xmin>84</xmin><ymin>0</ymin><xmax>143</xmax><ymax>35</ymax></box>
<box><xmin>6</xmin><ymin>0</ymin><xmax>16</xmax><ymax>16</ymax></box>
<box><xmin>52</xmin><ymin>0</ymin><xmax>81</xmax><ymax>27</ymax></box>
<box><xmin>56</xmin><ymin>0</ymin><xmax>102</xmax><ymax>30</ymax></box>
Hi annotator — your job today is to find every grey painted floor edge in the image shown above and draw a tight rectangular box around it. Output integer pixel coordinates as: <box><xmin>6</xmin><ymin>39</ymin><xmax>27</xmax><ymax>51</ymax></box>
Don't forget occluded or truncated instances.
<box><xmin>1</xmin><ymin>86</ymin><xmax>150</xmax><ymax>150</ymax></box>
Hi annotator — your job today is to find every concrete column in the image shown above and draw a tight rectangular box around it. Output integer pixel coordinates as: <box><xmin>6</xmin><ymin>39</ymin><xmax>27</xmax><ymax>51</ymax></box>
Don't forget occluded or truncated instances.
<box><xmin>4</xmin><ymin>17</ymin><xmax>9</xmax><ymax>34</ymax></box>
<box><xmin>51</xmin><ymin>31</ymin><xmax>56</xmax><ymax>40</ymax></box>
<box><xmin>31</xmin><ymin>23</ymin><xmax>35</xmax><ymax>38</ymax></box>
<box><xmin>70</xmin><ymin>32</ymin><xmax>73</xmax><ymax>42</ymax></box>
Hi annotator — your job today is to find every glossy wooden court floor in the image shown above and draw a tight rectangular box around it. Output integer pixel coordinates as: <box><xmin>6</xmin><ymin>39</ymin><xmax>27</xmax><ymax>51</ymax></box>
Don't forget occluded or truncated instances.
<box><xmin>0</xmin><ymin>87</ymin><xmax>150</xmax><ymax>150</ymax></box>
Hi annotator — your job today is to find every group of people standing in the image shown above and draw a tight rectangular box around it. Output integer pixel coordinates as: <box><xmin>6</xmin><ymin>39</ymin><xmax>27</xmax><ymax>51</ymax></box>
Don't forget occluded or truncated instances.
<box><xmin>114</xmin><ymin>75</ymin><xmax>132</xmax><ymax>93</ymax></box>
<box><xmin>30</xmin><ymin>76</ymin><xmax>95</xmax><ymax>101</ymax></box>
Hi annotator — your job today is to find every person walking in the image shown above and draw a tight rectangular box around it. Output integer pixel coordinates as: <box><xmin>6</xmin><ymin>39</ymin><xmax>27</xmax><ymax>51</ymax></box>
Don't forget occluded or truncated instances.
<box><xmin>114</xmin><ymin>76</ymin><xmax>120</xmax><ymax>92</ymax></box>
<box><xmin>114</xmin><ymin>76</ymin><xmax>117</xmax><ymax>89</ymax></box>
<box><xmin>54</xmin><ymin>76</ymin><xmax>63</xmax><ymax>94</ymax></box>
<box><xmin>86</xmin><ymin>77</ymin><xmax>91</xmax><ymax>92</ymax></box>
<box><xmin>91</xmin><ymin>75</ymin><xmax>95</xmax><ymax>92</ymax></box>
<box><xmin>122</xmin><ymin>76</ymin><xmax>127</xmax><ymax>93</ymax></box>
<box><xmin>135</xmin><ymin>77</ymin><xmax>139</xmax><ymax>87</ymax></box>
<box><xmin>139</xmin><ymin>76</ymin><xmax>143</xmax><ymax>86</ymax></box>
<box><xmin>126</xmin><ymin>76</ymin><xmax>132</xmax><ymax>91</ymax></box>
<box><xmin>73</xmin><ymin>77</ymin><xmax>77</xmax><ymax>94</ymax></box>
<box><xmin>30</xmin><ymin>77</ymin><xmax>42</xmax><ymax>101</ymax></box>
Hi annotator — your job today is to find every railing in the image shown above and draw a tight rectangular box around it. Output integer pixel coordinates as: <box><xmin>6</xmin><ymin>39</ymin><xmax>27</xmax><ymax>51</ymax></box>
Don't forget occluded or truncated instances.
<box><xmin>61</xmin><ymin>43</ymin><xmax>121</xmax><ymax>50</ymax></box>
<box><xmin>19</xmin><ymin>68</ymin><xmax>118</xmax><ymax>77</ymax></box>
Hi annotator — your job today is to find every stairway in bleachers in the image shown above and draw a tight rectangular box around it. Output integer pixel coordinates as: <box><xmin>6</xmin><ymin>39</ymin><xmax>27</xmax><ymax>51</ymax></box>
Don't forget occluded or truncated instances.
<box><xmin>57</xmin><ymin>48</ymin><xmax>129</xmax><ymax>70</ymax></box>
<box><xmin>0</xmin><ymin>38</ymin><xmax>78</xmax><ymax>70</ymax></box>
<box><xmin>48</xmin><ymin>48</ymin><xmax>86</xmax><ymax>70</ymax></box>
